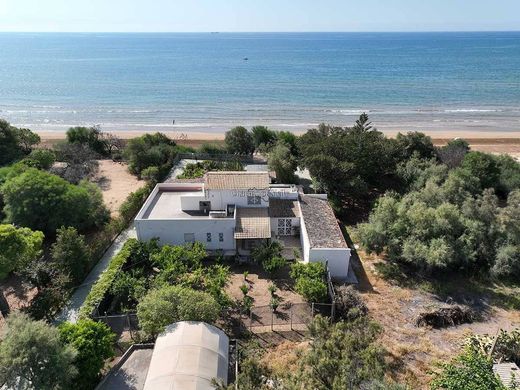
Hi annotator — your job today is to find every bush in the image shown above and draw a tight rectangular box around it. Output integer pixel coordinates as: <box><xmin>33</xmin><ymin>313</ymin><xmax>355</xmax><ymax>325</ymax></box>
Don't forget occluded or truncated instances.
<box><xmin>137</xmin><ymin>285</ymin><xmax>220</xmax><ymax>336</ymax></box>
<box><xmin>59</xmin><ymin>319</ymin><xmax>115</xmax><ymax>390</ymax></box>
<box><xmin>295</xmin><ymin>276</ymin><xmax>328</xmax><ymax>303</ymax></box>
<box><xmin>225</xmin><ymin>126</ymin><xmax>254</xmax><ymax>155</ymax></box>
<box><xmin>252</xmin><ymin>241</ymin><xmax>282</xmax><ymax>264</ymax></box>
<box><xmin>262</xmin><ymin>256</ymin><xmax>287</xmax><ymax>275</ymax></box>
<box><xmin>335</xmin><ymin>285</ymin><xmax>368</xmax><ymax>320</ymax></box>
<box><xmin>24</xmin><ymin>149</ymin><xmax>56</xmax><ymax>170</ymax></box>
<box><xmin>198</xmin><ymin>143</ymin><xmax>227</xmax><ymax>154</ymax></box>
<box><xmin>291</xmin><ymin>262</ymin><xmax>328</xmax><ymax>302</ymax></box>
<box><xmin>79</xmin><ymin>239</ymin><xmax>138</xmax><ymax>319</ymax></box>
<box><xmin>140</xmin><ymin>166</ymin><xmax>160</xmax><ymax>183</ymax></box>
<box><xmin>119</xmin><ymin>184</ymin><xmax>152</xmax><ymax>223</ymax></box>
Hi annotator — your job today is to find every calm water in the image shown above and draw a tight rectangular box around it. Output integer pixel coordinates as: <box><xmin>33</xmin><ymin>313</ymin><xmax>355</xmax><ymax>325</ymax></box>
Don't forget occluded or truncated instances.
<box><xmin>1</xmin><ymin>32</ymin><xmax>520</xmax><ymax>133</ymax></box>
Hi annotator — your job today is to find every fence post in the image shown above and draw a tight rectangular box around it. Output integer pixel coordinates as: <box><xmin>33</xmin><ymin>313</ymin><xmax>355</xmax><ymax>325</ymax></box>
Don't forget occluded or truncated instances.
<box><xmin>311</xmin><ymin>302</ymin><xmax>315</xmax><ymax>317</ymax></box>
<box><xmin>271</xmin><ymin>310</ymin><xmax>274</xmax><ymax>331</ymax></box>
<box><xmin>249</xmin><ymin>310</ymin><xmax>252</xmax><ymax>331</ymax></box>
<box><xmin>290</xmin><ymin>307</ymin><xmax>293</xmax><ymax>331</ymax></box>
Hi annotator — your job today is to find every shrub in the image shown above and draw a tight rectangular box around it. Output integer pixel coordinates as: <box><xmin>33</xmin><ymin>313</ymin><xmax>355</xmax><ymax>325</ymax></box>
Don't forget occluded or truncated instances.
<box><xmin>291</xmin><ymin>262</ymin><xmax>328</xmax><ymax>302</ymax></box>
<box><xmin>24</xmin><ymin>149</ymin><xmax>56</xmax><ymax>170</ymax></box>
<box><xmin>225</xmin><ymin>126</ymin><xmax>254</xmax><ymax>155</ymax></box>
<box><xmin>295</xmin><ymin>276</ymin><xmax>328</xmax><ymax>303</ymax></box>
<box><xmin>140</xmin><ymin>166</ymin><xmax>160</xmax><ymax>183</ymax></box>
<box><xmin>262</xmin><ymin>256</ymin><xmax>287</xmax><ymax>275</ymax></box>
<box><xmin>137</xmin><ymin>285</ymin><xmax>220</xmax><ymax>336</ymax></box>
<box><xmin>335</xmin><ymin>285</ymin><xmax>368</xmax><ymax>320</ymax></box>
<box><xmin>119</xmin><ymin>184</ymin><xmax>152</xmax><ymax>223</ymax></box>
<box><xmin>123</xmin><ymin>132</ymin><xmax>177</xmax><ymax>175</ymax></box>
<box><xmin>199</xmin><ymin>143</ymin><xmax>227</xmax><ymax>154</ymax></box>
<box><xmin>252</xmin><ymin>241</ymin><xmax>282</xmax><ymax>264</ymax></box>
<box><xmin>59</xmin><ymin>319</ymin><xmax>115</xmax><ymax>390</ymax></box>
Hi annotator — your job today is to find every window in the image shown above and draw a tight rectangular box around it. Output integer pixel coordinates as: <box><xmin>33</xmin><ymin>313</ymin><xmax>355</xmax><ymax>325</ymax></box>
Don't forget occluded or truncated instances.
<box><xmin>247</xmin><ymin>195</ymin><xmax>261</xmax><ymax>205</ymax></box>
<box><xmin>207</xmin><ymin>233</ymin><xmax>212</xmax><ymax>242</ymax></box>
<box><xmin>219</xmin><ymin>233</ymin><xmax>224</xmax><ymax>242</ymax></box>
<box><xmin>277</xmin><ymin>218</ymin><xmax>292</xmax><ymax>236</ymax></box>
<box><xmin>184</xmin><ymin>233</ymin><xmax>195</xmax><ymax>243</ymax></box>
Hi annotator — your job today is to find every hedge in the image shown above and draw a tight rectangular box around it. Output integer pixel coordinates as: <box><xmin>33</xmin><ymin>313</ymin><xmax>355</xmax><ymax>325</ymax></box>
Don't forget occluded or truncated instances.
<box><xmin>79</xmin><ymin>238</ymin><xmax>139</xmax><ymax>319</ymax></box>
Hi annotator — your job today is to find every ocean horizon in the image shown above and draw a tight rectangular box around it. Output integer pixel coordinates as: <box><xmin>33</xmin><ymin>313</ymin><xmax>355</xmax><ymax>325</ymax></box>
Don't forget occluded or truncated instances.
<box><xmin>1</xmin><ymin>31</ymin><xmax>519</xmax><ymax>134</ymax></box>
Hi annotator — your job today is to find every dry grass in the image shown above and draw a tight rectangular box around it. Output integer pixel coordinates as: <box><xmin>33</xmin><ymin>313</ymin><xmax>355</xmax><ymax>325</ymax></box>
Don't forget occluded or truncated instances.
<box><xmin>354</xmin><ymin>248</ymin><xmax>520</xmax><ymax>389</ymax></box>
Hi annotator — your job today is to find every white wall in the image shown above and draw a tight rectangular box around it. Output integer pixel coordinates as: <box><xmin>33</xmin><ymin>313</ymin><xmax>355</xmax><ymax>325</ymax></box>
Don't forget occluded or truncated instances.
<box><xmin>136</xmin><ymin>218</ymin><xmax>236</xmax><ymax>251</ymax></box>
<box><xmin>207</xmin><ymin>189</ymin><xmax>269</xmax><ymax>210</ymax></box>
<box><xmin>309</xmin><ymin>248</ymin><xmax>351</xmax><ymax>280</ymax></box>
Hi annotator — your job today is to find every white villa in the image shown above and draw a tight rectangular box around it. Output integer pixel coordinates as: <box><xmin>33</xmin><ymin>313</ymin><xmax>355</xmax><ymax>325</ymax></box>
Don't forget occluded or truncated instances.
<box><xmin>135</xmin><ymin>171</ymin><xmax>352</xmax><ymax>279</ymax></box>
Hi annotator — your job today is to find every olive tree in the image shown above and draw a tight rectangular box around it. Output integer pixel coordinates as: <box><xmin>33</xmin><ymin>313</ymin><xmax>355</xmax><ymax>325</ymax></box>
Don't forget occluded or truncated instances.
<box><xmin>0</xmin><ymin>313</ymin><xmax>77</xmax><ymax>390</ymax></box>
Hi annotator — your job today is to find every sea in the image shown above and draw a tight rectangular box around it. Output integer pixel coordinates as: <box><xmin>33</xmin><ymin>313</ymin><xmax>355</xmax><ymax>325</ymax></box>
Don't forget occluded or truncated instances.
<box><xmin>0</xmin><ymin>32</ymin><xmax>519</xmax><ymax>134</ymax></box>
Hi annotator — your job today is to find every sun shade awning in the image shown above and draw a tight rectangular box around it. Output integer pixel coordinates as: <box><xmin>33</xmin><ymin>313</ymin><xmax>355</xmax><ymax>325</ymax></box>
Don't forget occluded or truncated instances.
<box><xmin>234</xmin><ymin>207</ymin><xmax>271</xmax><ymax>239</ymax></box>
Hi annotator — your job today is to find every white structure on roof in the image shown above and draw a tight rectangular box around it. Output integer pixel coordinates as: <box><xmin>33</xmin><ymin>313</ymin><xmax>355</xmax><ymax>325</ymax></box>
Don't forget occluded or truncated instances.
<box><xmin>135</xmin><ymin>171</ymin><xmax>351</xmax><ymax>279</ymax></box>
<box><xmin>143</xmin><ymin>321</ymin><xmax>229</xmax><ymax>390</ymax></box>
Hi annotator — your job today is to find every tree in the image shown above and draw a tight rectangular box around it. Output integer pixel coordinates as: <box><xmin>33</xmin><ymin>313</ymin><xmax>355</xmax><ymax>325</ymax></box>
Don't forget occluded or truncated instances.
<box><xmin>251</xmin><ymin>126</ymin><xmax>278</xmax><ymax>151</ymax></box>
<box><xmin>225</xmin><ymin>126</ymin><xmax>254</xmax><ymax>155</ymax></box>
<box><xmin>0</xmin><ymin>313</ymin><xmax>77</xmax><ymax>390</ymax></box>
<box><xmin>430</xmin><ymin>346</ymin><xmax>506</xmax><ymax>390</ymax></box>
<box><xmin>0</xmin><ymin>224</ymin><xmax>44</xmax><ymax>280</ymax></box>
<box><xmin>15</xmin><ymin>127</ymin><xmax>41</xmax><ymax>154</ymax></box>
<box><xmin>51</xmin><ymin>227</ymin><xmax>91</xmax><ymax>285</ymax></box>
<box><xmin>461</xmin><ymin>151</ymin><xmax>501</xmax><ymax>191</ymax></box>
<box><xmin>288</xmin><ymin>315</ymin><xmax>386</xmax><ymax>390</ymax></box>
<box><xmin>59</xmin><ymin>319</ymin><xmax>115</xmax><ymax>390</ymax></box>
<box><xmin>495</xmin><ymin>154</ymin><xmax>520</xmax><ymax>196</ymax></box>
<box><xmin>0</xmin><ymin>120</ymin><xmax>25</xmax><ymax>165</ymax></box>
<box><xmin>1</xmin><ymin>168</ymin><xmax>109</xmax><ymax>234</ymax></box>
<box><xmin>394</xmin><ymin>132</ymin><xmax>436</xmax><ymax>161</ymax></box>
<box><xmin>137</xmin><ymin>285</ymin><xmax>220</xmax><ymax>336</ymax></box>
<box><xmin>437</xmin><ymin>138</ymin><xmax>470</xmax><ymax>169</ymax></box>
<box><xmin>123</xmin><ymin>132</ymin><xmax>177</xmax><ymax>175</ymax></box>
<box><xmin>290</xmin><ymin>262</ymin><xmax>328</xmax><ymax>302</ymax></box>
<box><xmin>298</xmin><ymin>116</ymin><xmax>394</xmax><ymax>199</ymax></box>
<box><xmin>268</xmin><ymin>141</ymin><xmax>298</xmax><ymax>183</ymax></box>
<box><xmin>54</xmin><ymin>142</ymin><xmax>99</xmax><ymax>184</ymax></box>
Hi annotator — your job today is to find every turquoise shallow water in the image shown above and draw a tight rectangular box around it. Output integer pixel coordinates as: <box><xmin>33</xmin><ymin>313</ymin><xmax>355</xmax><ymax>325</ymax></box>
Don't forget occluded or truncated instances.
<box><xmin>0</xmin><ymin>32</ymin><xmax>519</xmax><ymax>133</ymax></box>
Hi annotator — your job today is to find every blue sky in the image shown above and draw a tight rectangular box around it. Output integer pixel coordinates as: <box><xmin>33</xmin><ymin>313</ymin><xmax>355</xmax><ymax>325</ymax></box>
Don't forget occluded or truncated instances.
<box><xmin>1</xmin><ymin>0</ymin><xmax>519</xmax><ymax>32</ymax></box>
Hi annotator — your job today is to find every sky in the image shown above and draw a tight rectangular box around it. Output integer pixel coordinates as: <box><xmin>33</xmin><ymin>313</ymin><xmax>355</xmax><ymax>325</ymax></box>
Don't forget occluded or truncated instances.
<box><xmin>0</xmin><ymin>0</ymin><xmax>519</xmax><ymax>33</ymax></box>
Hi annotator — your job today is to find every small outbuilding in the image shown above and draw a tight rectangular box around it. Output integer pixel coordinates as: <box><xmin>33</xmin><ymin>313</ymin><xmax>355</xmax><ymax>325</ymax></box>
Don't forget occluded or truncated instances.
<box><xmin>143</xmin><ymin>321</ymin><xmax>229</xmax><ymax>390</ymax></box>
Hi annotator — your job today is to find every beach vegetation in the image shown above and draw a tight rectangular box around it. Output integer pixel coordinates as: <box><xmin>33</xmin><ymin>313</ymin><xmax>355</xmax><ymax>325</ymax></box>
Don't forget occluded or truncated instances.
<box><xmin>0</xmin><ymin>312</ymin><xmax>78</xmax><ymax>390</ymax></box>
<box><xmin>251</xmin><ymin>125</ymin><xmax>278</xmax><ymax>150</ymax></box>
<box><xmin>24</xmin><ymin>148</ymin><xmax>56</xmax><ymax>170</ymax></box>
<box><xmin>54</xmin><ymin>142</ymin><xmax>100</xmax><ymax>184</ymax></box>
<box><xmin>198</xmin><ymin>142</ymin><xmax>227</xmax><ymax>154</ymax></box>
<box><xmin>225</xmin><ymin>126</ymin><xmax>255</xmax><ymax>155</ymax></box>
<box><xmin>1</xmin><ymin>168</ymin><xmax>109</xmax><ymax>234</ymax></box>
<box><xmin>58</xmin><ymin>319</ymin><xmax>115</xmax><ymax>390</ymax></box>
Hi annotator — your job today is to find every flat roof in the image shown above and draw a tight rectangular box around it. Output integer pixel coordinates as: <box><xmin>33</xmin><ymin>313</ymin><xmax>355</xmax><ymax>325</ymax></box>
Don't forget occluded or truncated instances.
<box><xmin>97</xmin><ymin>346</ymin><xmax>153</xmax><ymax>390</ymax></box>
<box><xmin>299</xmin><ymin>195</ymin><xmax>348</xmax><ymax>249</ymax></box>
<box><xmin>494</xmin><ymin>363</ymin><xmax>520</xmax><ymax>388</ymax></box>
<box><xmin>205</xmin><ymin>171</ymin><xmax>270</xmax><ymax>190</ymax></box>
<box><xmin>140</xmin><ymin>189</ymin><xmax>207</xmax><ymax>219</ymax></box>
<box><xmin>234</xmin><ymin>207</ymin><xmax>271</xmax><ymax>239</ymax></box>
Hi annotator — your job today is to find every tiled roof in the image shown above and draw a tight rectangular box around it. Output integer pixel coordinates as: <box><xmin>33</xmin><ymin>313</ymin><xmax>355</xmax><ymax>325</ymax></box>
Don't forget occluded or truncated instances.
<box><xmin>299</xmin><ymin>195</ymin><xmax>348</xmax><ymax>249</ymax></box>
<box><xmin>268</xmin><ymin>199</ymin><xmax>300</xmax><ymax>218</ymax></box>
<box><xmin>234</xmin><ymin>208</ymin><xmax>271</xmax><ymax>239</ymax></box>
<box><xmin>205</xmin><ymin>172</ymin><xmax>270</xmax><ymax>190</ymax></box>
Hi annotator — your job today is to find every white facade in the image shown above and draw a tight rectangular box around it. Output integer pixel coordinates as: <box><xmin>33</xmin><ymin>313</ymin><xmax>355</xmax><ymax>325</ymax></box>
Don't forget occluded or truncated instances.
<box><xmin>134</xmin><ymin>172</ymin><xmax>351</xmax><ymax>279</ymax></box>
